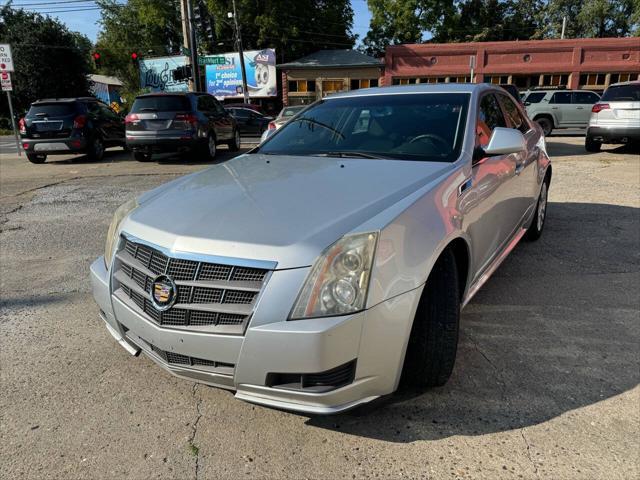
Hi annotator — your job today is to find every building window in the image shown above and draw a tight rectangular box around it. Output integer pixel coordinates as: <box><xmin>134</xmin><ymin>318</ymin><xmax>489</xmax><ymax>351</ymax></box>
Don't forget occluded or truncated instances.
<box><xmin>487</xmin><ymin>75</ymin><xmax>510</xmax><ymax>84</ymax></box>
<box><xmin>579</xmin><ymin>73</ymin><xmax>607</xmax><ymax>87</ymax></box>
<box><xmin>350</xmin><ymin>78</ymin><xmax>379</xmax><ymax>90</ymax></box>
<box><xmin>541</xmin><ymin>74</ymin><xmax>569</xmax><ymax>87</ymax></box>
<box><xmin>392</xmin><ymin>78</ymin><xmax>418</xmax><ymax>85</ymax></box>
<box><xmin>322</xmin><ymin>80</ymin><xmax>345</xmax><ymax>92</ymax></box>
<box><xmin>288</xmin><ymin>80</ymin><xmax>315</xmax><ymax>93</ymax></box>
<box><xmin>609</xmin><ymin>73</ymin><xmax>636</xmax><ymax>84</ymax></box>
<box><xmin>449</xmin><ymin>76</ymin><xmax>471</xmax><ymax>83</ymax></box>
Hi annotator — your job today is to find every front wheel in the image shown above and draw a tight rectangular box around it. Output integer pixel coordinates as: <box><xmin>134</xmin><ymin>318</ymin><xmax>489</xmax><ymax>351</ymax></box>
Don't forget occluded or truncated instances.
<box><xmin>26</xmin><ymin>153</ymin><xmax>47</xmax><ymax>164</ymax></box>
<box><xmin>203</xmin><ymin>133</ymin><xmax>217</xmax><ymax>160</ymax></box>
<box><xmin>585</xmin><ymin>135</ymin><xmax>602</xmax><ymax>153</ymax></box>
<box><xmin>227</xmin><ymin>129</ymin><xmax>240</xmax><ymax>152</ymax></box>
<box><xmin>525</xmin><ymin>178</ymin><xmax>549</xmax><ymax>241</ymax></box>
<box><xmin>401</xmin><ymin>248</ymin><xmax>460</xmax><ymax>389</ymax></box>
<box><xmin>536</xmin><ymin>117</ymin><xmax>553</xmax><ymax>136</ymax></box>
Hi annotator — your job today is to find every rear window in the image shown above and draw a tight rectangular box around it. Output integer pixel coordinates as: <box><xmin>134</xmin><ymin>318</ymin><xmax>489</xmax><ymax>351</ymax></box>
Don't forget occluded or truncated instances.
<box><xmin>601</xmin><ymin>84</ymin><xmax>640</xmax><ymax>102</ymax></box>
<box><xmin>26</xmin><ymin>103</ymin><xmax>77</xmax><ymax>118</ymax></box>
<box><xmin>524</xmin><ymin>92</ymin><xmax>546</xmax><ymax>104</ymax></box>
<box><xmin>131</xmin><ymin>96</ymin><xmax>191</xmax><ymax>113</ymax></box>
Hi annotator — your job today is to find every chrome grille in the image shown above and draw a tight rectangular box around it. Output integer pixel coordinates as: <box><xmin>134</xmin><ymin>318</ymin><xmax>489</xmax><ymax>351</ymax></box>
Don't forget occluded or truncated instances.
<box><xmin>113</xmin><ymin>237</ymin><xmax>271</xmax><ymax>335</ymax></box>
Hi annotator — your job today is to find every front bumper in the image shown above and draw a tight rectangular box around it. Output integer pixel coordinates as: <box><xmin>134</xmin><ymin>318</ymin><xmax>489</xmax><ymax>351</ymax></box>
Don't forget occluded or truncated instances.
<box><xmin>587</xmin><ymin>126</ymin><xmax>640</xmax><ymax>143</ymax></box>
<box><xmin>90</xmin><ymin>257</ymin><xmax>422</xmax><ymax>414</ymax></box>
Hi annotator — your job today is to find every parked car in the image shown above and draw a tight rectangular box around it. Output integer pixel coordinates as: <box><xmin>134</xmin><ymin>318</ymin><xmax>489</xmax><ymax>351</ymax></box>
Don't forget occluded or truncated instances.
<box><xmin>91</xmin><ymin>84</ymin><xmax>551</xmax><ymax>414</ymax></box>
<box><xmin>260</xmin><ymin>105</ymin><xmax>306</xmax><ymax>143</ymax></box>
<box><xmin>19</xmin><ymin>97</ymin><xmax>125</xmax><ymax>164</ymax></box>
<box><xmin>224</xmin><ymin>102</ymin><xmax>265</xmax><ymax>114</ymax></box>
<box><xmin>226</xmin><ymin>107</ymin><xmax>273</xmax><ymax>135</ymax></box>
<box><xmin>585</xmin><ymin>80</ymin><xmax>640</xmax><ymax>152</ymax></box>
<box><xmin>499</xmin><ymin>84</ymin><xmax>524</xmax><ymax>105</ymax></box>
<box><xmin>523</xmin><ymin>88</ymin><xmax>600</xmax><ymax>135</ymax></box>
<box><xmin>125</xmin><ymin>93</ymin><xmax>239</xmax><ymax>161</ymax></box>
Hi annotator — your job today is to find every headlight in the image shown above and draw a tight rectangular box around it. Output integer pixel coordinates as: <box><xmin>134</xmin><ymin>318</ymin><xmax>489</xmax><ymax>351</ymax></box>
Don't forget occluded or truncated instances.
<box><xmin>290</xmin><ymin>232</ymin><xmax>378</xmax><ymax>320</ymax></box>
<box><xmin>104</xmin><ymin>198</ymin><xmax>138</xmax><ymax>269</ymax></box>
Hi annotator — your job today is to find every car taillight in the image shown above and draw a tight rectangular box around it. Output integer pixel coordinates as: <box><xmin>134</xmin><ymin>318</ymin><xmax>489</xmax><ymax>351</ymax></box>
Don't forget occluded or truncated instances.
<box><xmin>174</xmin><ymin>113</ymin><xmax>198</xmax><ymax>125</ymax></box>
<box><xmin>592</xmin><ymin>103</ymin><xmax>610</xmax><ymax>113</ymax></box>
<box><xmin>268</xmin><ymin>122</ymin><xmax>276</xmax><ymax>130</ymax></box>
<box><xmin>73</xmin><ymin>115</ymin><xmax>87</xmax><ymax>129</ymax></box>
<box><xmin>19</xmin><ymin>117</ymin><xmax>26</xmax><ymax>135</ymax></box>
<box><xmin>124</xmin><ymin>113</ymin><xmax>139</xmax><ymax>124</ymax></box>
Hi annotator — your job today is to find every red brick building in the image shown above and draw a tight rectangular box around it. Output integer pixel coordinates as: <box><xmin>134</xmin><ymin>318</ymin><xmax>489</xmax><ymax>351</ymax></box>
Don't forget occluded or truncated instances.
<box><xmin>384</xmin><ymin>38</ymin><xmax>640</xmax><ymax>92</ymax></box>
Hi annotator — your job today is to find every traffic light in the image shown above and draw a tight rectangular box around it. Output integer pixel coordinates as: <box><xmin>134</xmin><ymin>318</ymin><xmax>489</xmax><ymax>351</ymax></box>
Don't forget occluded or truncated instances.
<box><xmin>92</xmin><ymin>52</ymin><xmax>101</xmax><ymax>68</ymax></box>
<box><xmin>131</xmin><ymin>52</ymin><xmax>139</xmax><ymax>66</ymax></box>
<box><xmin>172</xmin><ymin>65</ymin><xmax>192</xmax><ymax>82</ymax></box>
<box><xmin>193</xmin><ymin>0</ymin><xmax>215</xmax><ymax>45</ymax></box>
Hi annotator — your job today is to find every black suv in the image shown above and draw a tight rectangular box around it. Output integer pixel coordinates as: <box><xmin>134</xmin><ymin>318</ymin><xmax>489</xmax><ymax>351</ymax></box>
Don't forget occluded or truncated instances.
<box><xmin>19</xmin><ymin>97</ymin><xmax>125</xmax><ymax>164</ymax></box>
<box><xmin>125</xmin><ymin>93</ymin><xmax>240</xmax><ymax>161</ymax></box>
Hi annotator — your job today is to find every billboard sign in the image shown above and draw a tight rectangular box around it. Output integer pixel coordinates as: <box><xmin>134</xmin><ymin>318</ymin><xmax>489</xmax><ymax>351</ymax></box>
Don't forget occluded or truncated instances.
<box><xmin>205</xmin><ymin>49</ymin><xmax>276</xmax><ymax>98</ymax></box>
<box><xmin>139</xmin><ymin>55</ymin><xmax>189</xmax><ymax>93</ymax></box>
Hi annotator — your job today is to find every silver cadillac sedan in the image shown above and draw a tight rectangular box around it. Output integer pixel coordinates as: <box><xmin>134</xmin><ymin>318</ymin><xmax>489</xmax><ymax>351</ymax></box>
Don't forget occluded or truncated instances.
<box><xmin>90</xmin><ymin>84</ymin><xmax>551</xmax><ymax>414</ymax></box>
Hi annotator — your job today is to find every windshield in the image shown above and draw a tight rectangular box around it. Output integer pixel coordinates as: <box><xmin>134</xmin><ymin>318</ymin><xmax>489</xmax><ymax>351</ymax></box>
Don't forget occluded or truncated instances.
<box><xmin>260</xmin><ymin>93</ymin><xmax>470</xmax><ymax>162</ymax></box>
<box><xmin>524</xmin><ymin>92</ymin><xmax>546</xmax><ymax>103</ymax></box>
<box><xmin>601</xmin><ymin>84</ymin><xmax>640</xmax><ymax>102</ymax></box>
<box><xmin>131</xmin><ymin>96</ymin><xmax>191</xmax><ymax>113</ymax></box>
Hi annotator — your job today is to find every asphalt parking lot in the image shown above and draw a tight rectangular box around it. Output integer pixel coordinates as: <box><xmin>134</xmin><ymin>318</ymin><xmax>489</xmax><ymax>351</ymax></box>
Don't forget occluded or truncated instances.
<box><xmin>1</xmin><ymin>136</ymin><xmax>638</xmax><ymax>479</ymax></box>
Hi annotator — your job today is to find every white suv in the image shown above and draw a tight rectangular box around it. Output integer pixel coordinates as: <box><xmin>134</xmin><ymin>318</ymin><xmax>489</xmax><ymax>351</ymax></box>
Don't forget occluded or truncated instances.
<box><xmin>586</xmin><ymin>81</ymin><xmax>640</xmax><ymax>152</ymax></box>
<box><xmin>523</xmin><ymin>88</ymin><xmax>600</xmax><ymax>136</ymax></box>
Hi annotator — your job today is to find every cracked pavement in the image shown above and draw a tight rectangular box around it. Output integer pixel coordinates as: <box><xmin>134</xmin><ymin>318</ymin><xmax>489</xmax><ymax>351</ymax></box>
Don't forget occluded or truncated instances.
<box><xmin>1</xmin><ymin>138</ymin><xmax>639</xmax><ymax>479</ymax></box>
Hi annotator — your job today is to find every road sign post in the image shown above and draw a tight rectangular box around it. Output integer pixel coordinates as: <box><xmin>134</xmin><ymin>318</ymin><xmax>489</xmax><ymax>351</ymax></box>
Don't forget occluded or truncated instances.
<box><xmin>5</xmin><ymin>90</ymin><xmax>21</xmax><ymax>157</ymax></box>
<box><xmin>0</xmin><ymin>44</ymin><xmax>21</xmax><ymax>156</ymax></box>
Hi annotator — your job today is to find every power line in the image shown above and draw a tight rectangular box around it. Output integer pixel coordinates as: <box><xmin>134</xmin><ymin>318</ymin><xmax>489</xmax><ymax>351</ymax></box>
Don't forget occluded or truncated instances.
<box><xmin>8</xmin><ymin>0</ymin><xmax>97</xmax><ymax>5</ymax></box>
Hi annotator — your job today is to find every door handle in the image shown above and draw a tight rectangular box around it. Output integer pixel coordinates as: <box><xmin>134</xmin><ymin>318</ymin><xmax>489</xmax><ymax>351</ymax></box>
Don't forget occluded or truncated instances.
<box><xmin>551</xmin><ymin>107</ymin><xmax>558</xmax><ymax>110</ymax></box>
<box><xmin>576</xmin><ymin>107</ymin><xmax>584</xmax><ymax>110</ymax></box>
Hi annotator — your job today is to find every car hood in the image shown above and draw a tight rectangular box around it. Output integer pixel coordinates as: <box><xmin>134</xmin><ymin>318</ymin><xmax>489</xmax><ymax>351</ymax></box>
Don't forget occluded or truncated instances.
<box><xmin>123</xmin><ymin>153</ymin><xmax>451</xmax><ymax>269</ymax></box>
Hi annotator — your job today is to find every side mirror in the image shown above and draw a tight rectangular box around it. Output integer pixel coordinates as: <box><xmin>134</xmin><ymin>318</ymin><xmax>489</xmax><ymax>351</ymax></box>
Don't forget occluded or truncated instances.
<box><xmin>484</xmin><ymin>127</ymin><xmax>526</xmax><ymax>156</ymax></box>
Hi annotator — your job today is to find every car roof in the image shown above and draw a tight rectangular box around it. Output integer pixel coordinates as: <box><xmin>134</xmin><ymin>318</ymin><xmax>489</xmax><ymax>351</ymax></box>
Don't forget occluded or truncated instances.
<box><xmin>327</xmin><ymin>83</ymin><xmax>491</xmax><ymax>100</ymax></box>
<box><xmin>135</xmin><ymin>92</ymin><xmax>194</xmax><ymax>98</ymax></box>
<box><xmin>607</xmin><ymin>80</ymin><xmax>640</xmax><ymax>88</ymax></box>
<box><xmin>32</xmin><ymin>97</ymin><xmax>97</xmax><ymax>104</ymax></box>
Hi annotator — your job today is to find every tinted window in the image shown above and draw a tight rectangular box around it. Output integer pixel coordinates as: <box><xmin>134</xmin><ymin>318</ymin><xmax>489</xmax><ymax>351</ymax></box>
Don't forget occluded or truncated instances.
<box><xmin>211</xmin><ymin>97</ymin><xmax>226</xmax><ymax>115</ymax></box>
<box><xmin>230</xmin><ymin>108</ymin><xmax>250</xmax><ymax>119</ymax></box>
<box><xmin>573</xmin><ymin>92</ymin><xmax>600</xmax><ymax>104</ymax></box>
<box><xmin>524</xmin><ymin>92</ymin><xmax>546</xmax><ymax>104</ymax></box>
<box><xmin>601</xmin><ymin>84</ymin><xmax>640</xmax><ymax>102</ymax></box>
<box><xmin>550</xmin><ymin>92</ymin><xmax>572</xmax><ymax>104</ymax></box>
<box><xmin>197</xmin><ymin>95</ymin><xmax>213</xmax><ymax>111</ymax></box>
<box><xmin>498</xmin><ymin>94</ymin><xmax>529</xmax><ymax>134</ymax></box>
<box><xmin>27</xmin><ymin>103</ymin><xmax>77</xmax><ymax>118</ymax></box>
<box><xmin>477</xmin><ymin>94</ymin><xmax>507</xmax><ymax>147</ymax></box>
<box><xmin>131</xmin><ymin>96</ymin><xmax>191</xmax><ymax>113</ymax></box>
<box><xmin>260</xmin><ymin>93</ymin><xmax>470</xmax><ymax>162</ymax></box>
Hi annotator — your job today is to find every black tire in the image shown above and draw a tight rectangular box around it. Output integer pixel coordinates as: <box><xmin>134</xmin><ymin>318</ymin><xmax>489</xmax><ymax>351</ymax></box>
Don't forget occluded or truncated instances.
<box><xmin>536</xmin><ymin>117</ymin><xmax>553</xmax><ymax>136</ymax></box>
<box><xmin>133</xmin><ymin>151</ymin><xmax>152</xmax><ymax>162</ymax></box>
<box><xmin>401</xmin><ymin>248</ymin><xmax>460</xmax><ymax>389</ymax></box>
<box><xmin>86</xmin><ymin>136</ymin><xmax>105</xmax><ymax>161</ymax></box>
<box><xmin>26</xmin><ymin>153</ymin><xmax>47</xmax><ymax>164</ymax></box>
<box><xmin>203</xmin><ymin>133</ymin><xmax>217</xmax><ymax>160</ymax></box>
<box><xmin>525</xmin><ymin>177</ymin><xmax>549</xmax><ymax>241</ymax></box>
<box><xmin>585</xmin><ymin>135</ymin><xmax>601</xmax><ymax>153</ymax></box>
<box><xmin>227</xmin><ymin>128</ymin><xmax>241</xmax><ymax>152</ymax></box>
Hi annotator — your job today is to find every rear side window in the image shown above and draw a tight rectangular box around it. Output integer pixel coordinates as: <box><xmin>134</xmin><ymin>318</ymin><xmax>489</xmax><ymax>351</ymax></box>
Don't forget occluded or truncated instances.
<box><xmin>27</xmin><ymin>103</ymin><xmax>77</xmax><ymax>118</ymax></box>
<box><xmin>573</xmin><ymin>92</ymin><xmax>600</xmax><ymax>104</ymax></box>
<box><xmin>601</xmin><ymin>84</ymin><xmax>640</xmax><ymax>102</ymax></box>
<box><xmin>498</xmin><ymin>94</ymin><xmax>530</xmax><ymax>134</ymax></box>
<box><xmin>550</xmin><ymin>92</ymin><xmax>572</xmax><ymax>104</ymax></box>
<box><xmin>524</xmin><ymin>92</ymin><xmax>546</xmax><ymax>104</ymax></box>
<box><xmin>131</xmin><ymin>96</ymin><xmax>191</xmax><ymax>113</ymax></box>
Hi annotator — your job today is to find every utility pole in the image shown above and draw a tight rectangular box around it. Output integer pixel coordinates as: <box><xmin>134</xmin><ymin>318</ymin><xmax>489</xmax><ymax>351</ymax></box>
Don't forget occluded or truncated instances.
<box><xmin>186</xmin><ymin>0</ymin><xmax>202</xmax><ymax>91</ymax></box>
<box><xmin>230</xmin><ymin>0</ymin><xmax>250</xmax><ymax>103</ymax></box>
<box><xmin>180</xmin><ymin>0</ymin><xmax>194</xmax><ymax>91</ymax></box>
<box><xmin>561</xmin><ymin>16</ymin><xmax>567</xmax><ymax>39</ymax></box>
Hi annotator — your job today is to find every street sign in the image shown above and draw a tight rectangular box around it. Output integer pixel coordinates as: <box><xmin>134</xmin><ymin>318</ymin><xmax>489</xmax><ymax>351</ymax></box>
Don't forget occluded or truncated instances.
<box><xmin>180</xmin><ymin>46</ymin><xmax>191</xmax><ymax>56</ymax></box>
<box><xmin>1</xmin><ymin>72</ymin><xmax>12</xmax><ymax>91</ymax></box>
<box><xmin>199</xmin><ymin>56</ymin><xmax>226</xmax><ymax>66</ymax></box>
<box><xmin>0</xmin><ymin>44</ymin><xmax>14</xmax><ymax>72</ymax></box>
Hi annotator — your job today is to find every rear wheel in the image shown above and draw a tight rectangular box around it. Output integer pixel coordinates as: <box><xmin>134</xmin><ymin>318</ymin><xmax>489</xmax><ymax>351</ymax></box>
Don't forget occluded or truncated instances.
<box><xmin>133</xmin><ymin>151</ymin><xmax>152</xmax><ymax>162</ymax></box>
<box><xmin>26</xmin><ymin>153</ymin><xmax>47</xmax><ymax>164</ymax></box>
<box><xmin>227</xmin><ymin>129</ymin><xmax>241</xmax><ymax>152</ymax></box>
<box><xmin>203</xmin><ymin>133</ymin><xmax>217</xmax><ymax>160</ymax></box>
<box><xmin>86</xmin><ymin>136</ymin><xmax>105</xmax><ymax>161</ymax></box>
<box><xmin>585</xmin><ymin>135</ymin><xmax>602</xmax><ymax>152</ymax></box>
<box><xmin>401</xmin><ymin>249</ymin><xmax>460</xmax><ymax>389</ymax></box>
<box><xmin>525</xmin><ymin>178</ymin><xmax>549</xmax><ymax>241</ymax></box>
<box><xmin>536</xmin><ymin>117</ymin><xmax>553</xmax><ymax>136</ymax></box>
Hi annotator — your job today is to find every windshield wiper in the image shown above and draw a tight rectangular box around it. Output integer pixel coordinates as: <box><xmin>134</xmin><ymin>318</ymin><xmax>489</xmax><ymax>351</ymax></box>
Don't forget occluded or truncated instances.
<box><xmin>313</xmin><ymin>151</ymin><xmax>387</xmax><ymax>159</ymax></box>
<box><xmin>292</xmin><ymin>117</ymin><xmax>345</xmax><ymax>139</ymax></box>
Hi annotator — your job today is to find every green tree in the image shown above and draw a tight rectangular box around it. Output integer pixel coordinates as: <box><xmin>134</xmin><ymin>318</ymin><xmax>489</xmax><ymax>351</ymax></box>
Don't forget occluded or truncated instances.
<box><xmin>203</xmin><ymin>0</ymin><xmax>355</xmax><ymax>62</ymax></box>
<box><xmin>540</xmin><ymin>0</ymin><xmax>639</xmax><ymax>38</ymax></box>
<box><xmin>0</xmin><ymin>5</ymin><xmax>93</xmax><ymax>117</ymax></box>
<box><xmin>95</xmin><ymin>0</ymin><xmax>182</xmax><ymax>101</ymax></box>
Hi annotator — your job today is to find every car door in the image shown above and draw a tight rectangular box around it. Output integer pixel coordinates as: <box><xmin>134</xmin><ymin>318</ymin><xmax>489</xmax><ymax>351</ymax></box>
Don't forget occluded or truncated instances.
<box><xmin>211</xmin><ymin>97</ymin><xmax>234</xmax><ymax>140</ymax></box>
<box><xmin>87</xmin><ymin>102</ymin><xmax>108</xmax><ymax>140</ymax></box>
<box><xmin>497</xmin><ymin>92</ymin><xmax>540</xmax><ymax>223</ymax></box>
<box><xmin>548</xmin><ymin>91</ymin><xmax>572</xmax><ymax>126</ymax></box>
<box><xmin>463</xmin><ymin>93</ymin><xmax>522</xmax><ymax>279</ymax></box>
<box><xmin>572</xmin><ymin>91</ymin><xmax>600</xmax><ymax>126</ymax></box>
<box><xmin>98</xmin><ymin>104</ymin><xmax>123</xmax><ymax>144</ymax></box>
<box><xmin>229</xmin><ymin>108</ymin><xmax>250</xmax><ymax>134</ymax></box>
